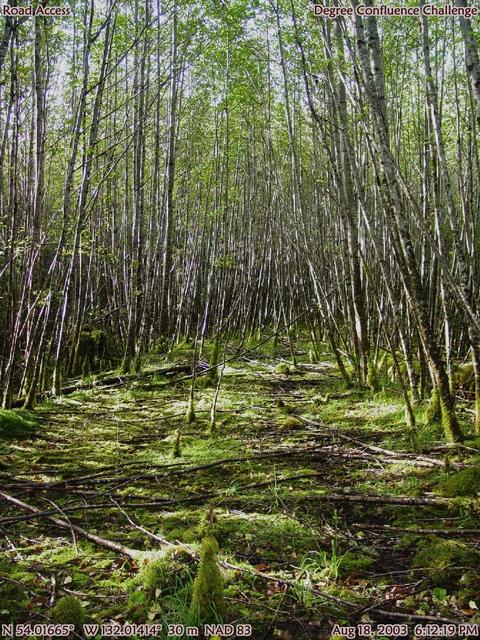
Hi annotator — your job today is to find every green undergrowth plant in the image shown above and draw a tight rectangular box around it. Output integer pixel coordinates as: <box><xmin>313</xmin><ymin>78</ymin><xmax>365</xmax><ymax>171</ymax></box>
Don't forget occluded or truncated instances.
<box><xmin>297</xmin><ymin>541</ymin><xmax>346</xmax><ymax>583</ymax></box>
<box><xmin>454</xmin><ymin>362</ymin><xmax>475</xmax><ymax>391</ymax></box>
<box><xmin>274</xmin><ymin>362</ymin><xmax>297</xmax><ymax>375</ymax></box>
<box><xmin>209</xmin><ymin>359</ymin><xmax>225</xmax><ymax>436</ymax></box>
<box><xmin>339</xmin><ymin>548</ymin><xmax>377</xmax><ymax>576</ymax></box>
<box><xmin>366</xmin><ymin>360</ymin><xmax>381</xmax><ymax>392</ymax></box>
<box><xmin>166</xmin><ymin>339</ymin><xmax>194</xmax><ymax>361</ymax></box>
<box><xmin>0</xmin><ymin>559</ymin><xmax>28</xmax><ymax>623</ymax></box>
<box><xmin>409</xmin><ymin>416</ymin><xmax>444</xmax><ymax>451</ymax></box>
<box><xmin>324</xmin><ymin>542</ymin><xmax>375</xmax><ymax>579</ymax></box>
<box><xmin>277</xmin><ymin>400</ymin><xmax>295</xmax><ymax>414</ymax></box>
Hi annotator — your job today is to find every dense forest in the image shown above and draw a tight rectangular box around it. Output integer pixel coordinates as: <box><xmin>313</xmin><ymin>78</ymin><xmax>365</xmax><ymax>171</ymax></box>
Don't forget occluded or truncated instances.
<box><xmin>1</xmin><ymin>0</ymin><xmax>480</xmax><ymax>637</ymax></box>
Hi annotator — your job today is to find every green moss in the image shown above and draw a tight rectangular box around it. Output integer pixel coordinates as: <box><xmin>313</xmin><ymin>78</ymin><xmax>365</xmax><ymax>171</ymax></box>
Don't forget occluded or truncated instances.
<box><xmin>278</xmin><ymin>403</ymin><xmax>295</xmax><ymax>414</ymax></box>
<box><xmin>464</xmin><ymin>437</ymin><xmax>480</xmax><ymax>449</ymax></box>
<box><xmin>275</xmin><ymin>363</ymin><xmax>290</xmax><ymax>375</ymax></box>
<box><xmin>0</xmin><ymin>409</ymin><xmax>37</xmax><ymax>439</ymax></box>
<box><xmin>186</xmin><ymin>401</ymin><xmax>196</xmax><ymax>424</ymax></box>
<box><xmin>455</xmin><ymin>363</ymin><xmax>475</xmax><ymax>391</ymax></box>
<box><xmin>367</xmin><ymin>362</ymin><xmax>381</xmax><ymax>391</ymax></box>
<box><xmin>0</xmin><ymin>560</ymin><xmax>26</xmax><ymax>623</ymax></box>
<box><xmin>279</xmin><ymin>416</ymin><xmax>302</xmax><ymax>430</ymax></box>
<box><xmin>339</xmin><ymin>550</ymin><xmax>376</xmax><ymax>576</ymax></box>
<box><xmin>437</xmin><ymin>465</ymin><xmax>480</xmax><ymax>497</ymax></box>
<box><xmin>425</xmin><ymin>387</ymin><xmax>441</xmax><ymax>424</ymax></box>
<box><xmin>190</xmin><ymin>534</ymin><xmax>224</xmax><ymax>624</ymax></box>
<box><xmin>412</xmin><ymin>537</ymin><xmax>480</xmax><ymax>582</ymax></box>
<box><xmin>211</xmin><ymin>512</ymin><xmax>316</xmax><ymax>558</ymax></box>
<box><xmin>457</xmin><ymin>570</ymin><xmax>480</xmax><ymax>607</ymax></box>
<box><xmin>130</xmin><ymin>549</ymin><xmax>195</xmax><ymax>598</ymax></box>
<box><xmin>51</xmin><ymin>596</ymin><xmax>85</xmax><ymax>628</ymax></box>
<box><xmin>139</xmin><ymin>559</ymin><xmax>169</xmax><ymax>591</ymax></box>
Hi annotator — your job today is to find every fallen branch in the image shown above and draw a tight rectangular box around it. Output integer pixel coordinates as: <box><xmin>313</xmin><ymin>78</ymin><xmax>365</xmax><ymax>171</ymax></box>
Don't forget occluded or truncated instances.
<box><xmin>352</xmin><ymin>523</ymin><xmax>480</xmax><ymax>537</ymax></box>
<box><xmin>300</xmin><ymin>416</ymin><xmax>461</xmax><ymax>469</ymax></box>
<box><xmin>299</xmin><ymin>492</ymin><xmax>457</xmax><ymax>507</ymax></box>
<box><xmin>0</xmin><ymin>491</ymin><xmax>138</xmax><ymax>558</ymax></box>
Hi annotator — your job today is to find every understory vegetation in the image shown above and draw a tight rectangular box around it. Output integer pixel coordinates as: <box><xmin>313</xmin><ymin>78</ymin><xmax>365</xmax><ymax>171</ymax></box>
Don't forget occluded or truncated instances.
<box><xmin>1</xmin><ymin>337</ymin><xmax>479</xmax><ymax>638</ymax></box>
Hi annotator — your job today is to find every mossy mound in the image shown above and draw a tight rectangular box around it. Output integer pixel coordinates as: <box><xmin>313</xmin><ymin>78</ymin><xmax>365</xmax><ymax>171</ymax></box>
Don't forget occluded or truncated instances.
<box><xmin>0</xmin><ymin>409</ymin><xmax>37</xmax><ymax>439</ymax></box>
<box><xmin>275</xmin><ymin>363</ymin><xmax>290</xmax><ymax>375</ymax></box>
<box><xmin>209</xmin><ymin>512</ymin><xmax>316</xmax><ymax>559</ymax></box>
<box><xmin>134</xmin><ymin>549</ymin><xmax>195</xmax><ymax>596</ymax></box>
<box><xmin>339</xmin><ymin>550</ymin><xmax>377</xmax><ymax>576</ymax></box>
<box><xmin>312</xmin><ymin>394</ymin><xmax>329</xmax><ymax>406</ymax></box>
<box><xmin>412</xmin><ymin>537</ymin><xmax>480</xmax><ymax>582</ymax></box>
<box><xmin>0</xmin><ymin>560</ymin><xmax>26</xmax><ymax>622</ymax></box>
<box><xmin>140</xmin><ymin>558</ymin><xmax>168</xmax><ymax>591</ymax></box>
<box><xmin>126</xmin><ymin>551</ymin><xmax>196</xmax><ymax>621</ymax></box>
<box><xmin>279</xmin><ymin>416</ymin><xmax>302</xmax><ymax>430</ymax></box>
<box><xmin>51</xmin><ymin>596</ymin><xmax>85</xmax><ymax>627</ymax></box>
<box><xmin>436</xmin><ymin>465</ymin><xmax>480</xmax><ymax>497</ymax></box>
<box><xmin>464</xmin><ymin>437</ymin><xmax>480</xmax><ymax>450</ymax></box>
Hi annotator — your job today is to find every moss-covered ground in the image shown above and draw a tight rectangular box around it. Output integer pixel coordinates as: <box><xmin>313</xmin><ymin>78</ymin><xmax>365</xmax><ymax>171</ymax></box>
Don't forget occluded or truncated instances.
<box><xmin>1</xmin><ymin>337</ymin><xmax>479</xmax><ymax>639</ymax></box>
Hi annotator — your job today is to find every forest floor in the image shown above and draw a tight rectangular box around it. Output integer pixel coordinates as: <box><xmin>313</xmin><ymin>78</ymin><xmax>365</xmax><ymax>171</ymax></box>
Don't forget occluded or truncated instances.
<box><xmin>1</xmin><ymin>340</ymin><xmax>480</xmax><ymax>639</ymax></box>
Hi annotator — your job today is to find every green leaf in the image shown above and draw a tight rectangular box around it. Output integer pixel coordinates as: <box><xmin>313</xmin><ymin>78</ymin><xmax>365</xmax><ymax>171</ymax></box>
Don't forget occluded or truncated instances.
<box><xmin>432</xmin><ymin>587</ymin><xmax>447</xmax><ymax>600</ymax></box>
